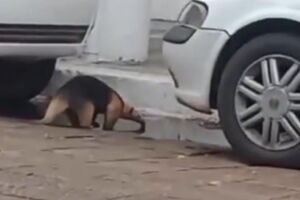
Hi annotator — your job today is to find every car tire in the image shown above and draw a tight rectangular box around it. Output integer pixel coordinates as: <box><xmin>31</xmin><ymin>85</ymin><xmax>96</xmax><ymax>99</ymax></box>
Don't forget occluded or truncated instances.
<box><xmin>218</xmin><ymin>33</ymin><xmax>300</xmax><ymax>168</ymax></box>
<box><xmin>0</xmin><ymin>59</ymin><xmax>56</xmax><ymax>102</ymax></box>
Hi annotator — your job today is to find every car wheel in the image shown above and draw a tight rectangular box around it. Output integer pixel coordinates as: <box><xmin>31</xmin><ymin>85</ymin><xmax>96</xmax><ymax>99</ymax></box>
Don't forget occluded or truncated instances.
<box><xmin>0</xmin><ymin>59</ymin><xmax>56</xmax><ymax>102</ymax></box>
<box><xmin>218</xmin><ymin>33</ymin><xmax>300</xmax><ymax>168</ymax></box>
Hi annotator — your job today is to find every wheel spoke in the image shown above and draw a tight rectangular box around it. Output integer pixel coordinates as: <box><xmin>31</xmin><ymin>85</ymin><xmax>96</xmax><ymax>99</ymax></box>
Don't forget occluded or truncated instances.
<box><xmin>262</xmin><ymin>119</ymin><xmax>280</xmax><ymax>146</ymax></box>
<box><xmin>280</xmin><ymin>63</ymin><xmax>299</xmax><ymax>86</ymax></box>
<box><xmin>238</xmin><ymin>86</ymin><xmax>261</xmax><ymax>102</ymax></box>
<box><xmin>269</xmin><ymin>58</ymin><xmax>280</xmax><ymax>85</ymax></box>
<box><xmin>287</xmin><ymin>72</ymin><xmax>300</xmax><ymax>92</ymax></box>
<box><xmin>239</xmin><ymin>103</ymin><xmax>260</xmax><ymax>120</ymax></box>
<box><xmin>270</xmin><ymin>120</ymin><xmax>280</xmax><ymax>147</ymax></box>
<box><xmin>286</xmin><ymin>112</ymin><xmax>300</xmax><ymax>133</ymax></box>
<box><xmin>289</xmin><ymin>93</ymin><xmax>300</xmax><ymax>101</ymax></box>
<box><xmin>290</xmin><ymin>103</ymin><xmax>300</xmax><ymax>111</ymax></box>
<box><xmin>262</xmin><ymin>118</ymin><xmax>271</xmax><ymax>144</ymax></box>
<box><xmin>243</xmin><ymin>77</ymin><xmax>264</xmax><ymax>94</ymax></box>
<box><xmin>242</xmin><ymin>112</ymin><xmax>263</xmax><ymax>128</ymax></box>
<box><xmin>280</xmin><ymin>117</ymin><xmax>300</xmax><ymax>140</ymax></box>
<box><xmin>261</xmin><ymin>60</ymin><xmax>271</xmax><ymax>87</ymax></box>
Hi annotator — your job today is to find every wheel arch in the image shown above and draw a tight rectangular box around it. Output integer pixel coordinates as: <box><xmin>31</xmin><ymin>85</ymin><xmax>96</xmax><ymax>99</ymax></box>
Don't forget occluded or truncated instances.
<box><xmin>209</xmin><ymin>18</ymin><xmax>300</xmax><ymax>109</ymax></box>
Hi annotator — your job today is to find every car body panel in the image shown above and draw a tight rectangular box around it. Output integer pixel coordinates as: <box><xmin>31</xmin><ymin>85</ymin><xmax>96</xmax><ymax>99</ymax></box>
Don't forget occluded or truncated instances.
<box><xmin>199</xmin><ymin>0</ymin><xmax>300</xmax><ymax>35</ymax></box>
<box><xmin>0</xmin><ymin>0</ymin><xmax>97</xmax><ymax>58</ymax></box>
<box><xmin>163</xmin><ymin>27</ymin><xmax>228</xmax><ymax>112</ymax></box>
<box><xmin>163</xmin><ymin>0</ymin><xmax>300</xmax><ymax>113</ymax></box>
<box><xmin>0</xmin><ymin>0</ymin><xmax>97</xmax><ymax>25</ymax></box>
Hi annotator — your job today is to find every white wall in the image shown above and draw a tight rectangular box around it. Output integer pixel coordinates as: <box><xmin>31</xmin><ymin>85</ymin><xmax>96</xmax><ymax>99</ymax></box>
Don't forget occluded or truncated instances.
<box><xmin>151</xmin><ymin>0</ymin><xmax>190</xmax><ymax>21</ymax></box>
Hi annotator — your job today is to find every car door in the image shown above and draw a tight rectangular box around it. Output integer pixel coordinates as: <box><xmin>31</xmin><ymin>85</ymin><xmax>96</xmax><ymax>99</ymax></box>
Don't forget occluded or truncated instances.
<box><xmin>0</xmin><ymin>0</ymin><xmax>98</xmax><ymax>44</ymax></box>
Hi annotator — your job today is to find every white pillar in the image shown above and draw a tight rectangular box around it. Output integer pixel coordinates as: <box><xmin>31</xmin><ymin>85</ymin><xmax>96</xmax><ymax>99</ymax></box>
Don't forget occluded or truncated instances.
<box><xmin>86</xmin><ymin>0</ymin><xmax>151</xmax><ymax>64</ymax></box>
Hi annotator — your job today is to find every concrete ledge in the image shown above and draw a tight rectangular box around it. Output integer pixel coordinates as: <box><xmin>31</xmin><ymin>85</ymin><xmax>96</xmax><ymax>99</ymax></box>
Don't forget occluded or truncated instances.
<box><xmin>41</xmin><ymin>60</ymin><xmax>224</xmax><ymax>144</ymax></box>
<box><xmin>43</xmin><ymin>58</ymin><xmax>217</xmax><ymax>119</ymax></box>
<box><xmin>140</xmin><ymin>114</ymin><xmax>228</xmax><ymax>147</ymax></box>
<box><xmin>40</xmin><ymin>19</ymin><xmax>223</xmax><ymax>144</ymax></box>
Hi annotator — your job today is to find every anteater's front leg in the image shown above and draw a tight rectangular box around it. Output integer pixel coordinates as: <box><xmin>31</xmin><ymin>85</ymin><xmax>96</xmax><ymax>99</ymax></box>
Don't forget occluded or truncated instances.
<box><xmin>121</xmin><ymin>115</ymin><xmax>145</xmax><ymax>133</ymax></box>
<box><xmin>92</xmin><ymin>112</ymin><xmax>100</xmax><ymax>128</ymax></box>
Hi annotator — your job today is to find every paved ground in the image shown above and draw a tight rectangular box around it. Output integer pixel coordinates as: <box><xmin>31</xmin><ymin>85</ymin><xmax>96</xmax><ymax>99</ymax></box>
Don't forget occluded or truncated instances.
<box><xmin>0</xmin><ymin>102</ymin><xmax>299</xmax><ymax>200</ymax></box>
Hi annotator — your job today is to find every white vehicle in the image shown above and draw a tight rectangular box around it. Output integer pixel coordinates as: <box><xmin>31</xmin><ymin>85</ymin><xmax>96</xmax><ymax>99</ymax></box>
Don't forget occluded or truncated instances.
<box><xmin>0</xmin><ymin>0</ymin><xmax>97</xmax><ymax>101</ymax></box>
<box><xmin>163</xmin><ymin>0</ymin><xmax>300</xmax><ymax>168</ymax></box>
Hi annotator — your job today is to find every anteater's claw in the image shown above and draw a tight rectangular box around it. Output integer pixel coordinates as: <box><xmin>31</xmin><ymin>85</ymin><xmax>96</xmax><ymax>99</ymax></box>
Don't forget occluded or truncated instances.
<box><xmin>135</xmin><ymin>122</ymin><xmax>145</xmax><ymax>134</ymax></box>
<box><xmin>92</xmin><ymin>122</ymin><xmax>100</xmax><ymax>128</ymax></box>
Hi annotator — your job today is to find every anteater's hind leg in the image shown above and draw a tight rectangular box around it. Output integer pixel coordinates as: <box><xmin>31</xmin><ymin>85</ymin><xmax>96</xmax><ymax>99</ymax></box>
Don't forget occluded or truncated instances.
<box><xmin>40</xmin><ymin>96</ymin><xmax>69</xmax><ymax>125</ymax></box>
<box><xmin>66</xmin><ymin>109</ymin><xmax>80</xmax><ymax>127</ymax></box>
<box><xmin>77</xmin><ymin>101</ymin><xmax>95</xmax><ymax>129</ymax></box>
<box><xmin>103</xmin><ymin>98</ymin><xmax>122</xmax><ymax>131</ymax></box>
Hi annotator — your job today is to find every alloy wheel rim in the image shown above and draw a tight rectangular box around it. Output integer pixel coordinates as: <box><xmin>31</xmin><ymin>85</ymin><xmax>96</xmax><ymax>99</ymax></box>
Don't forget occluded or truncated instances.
<box><xmin>235</xmin><ymin>55</ymin><xmax>300</xmax><ymax>151</ymax></box>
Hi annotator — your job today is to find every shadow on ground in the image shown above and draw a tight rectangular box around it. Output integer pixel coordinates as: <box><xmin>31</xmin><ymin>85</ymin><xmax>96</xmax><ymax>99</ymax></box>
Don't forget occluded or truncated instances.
<box><xmin>0</xmin><ymin>100</ymin><xmax>47</xmax><ymax>120</ymax></box>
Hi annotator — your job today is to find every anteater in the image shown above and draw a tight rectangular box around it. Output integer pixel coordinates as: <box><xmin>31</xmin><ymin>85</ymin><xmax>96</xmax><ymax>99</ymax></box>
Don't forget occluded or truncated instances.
<box><xmin>38</xmin><ymin>75</ymin><xmax>145</xmax><ymax>133</ymax></box>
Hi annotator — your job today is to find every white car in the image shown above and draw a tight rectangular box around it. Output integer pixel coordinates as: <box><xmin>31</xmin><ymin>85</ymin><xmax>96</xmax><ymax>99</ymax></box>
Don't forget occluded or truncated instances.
<box><xmin>0</xmin><ymin>0</ymin><xmax>97</xmax><ymax>101</ymax></box>
<box><xmin>163</xmin><ymin>0</ymin><xmax>300</xmax><ymax>168</ymax></box>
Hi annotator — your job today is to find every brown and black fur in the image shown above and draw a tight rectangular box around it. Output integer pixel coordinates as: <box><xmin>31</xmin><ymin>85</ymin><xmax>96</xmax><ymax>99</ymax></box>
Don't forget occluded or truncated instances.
<box><xmin>39</xmin><ymin>75</ymin><xmax>145</xmax><ymax>133</ymax></box>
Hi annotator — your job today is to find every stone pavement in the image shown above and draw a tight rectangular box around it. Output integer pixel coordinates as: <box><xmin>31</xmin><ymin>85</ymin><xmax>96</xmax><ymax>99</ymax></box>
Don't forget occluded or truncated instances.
<box><xmin>0</xmin><ymin>117</ymin><xmax>299</xmax><ymax>200</ymax></box>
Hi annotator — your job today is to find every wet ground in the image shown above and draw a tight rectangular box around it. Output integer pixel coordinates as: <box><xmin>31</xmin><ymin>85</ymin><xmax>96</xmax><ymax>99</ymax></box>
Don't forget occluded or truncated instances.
<box><xmin>0</xmin><ymin>100</ymin><xmax>299</xmax><ymax>199</ymax></box>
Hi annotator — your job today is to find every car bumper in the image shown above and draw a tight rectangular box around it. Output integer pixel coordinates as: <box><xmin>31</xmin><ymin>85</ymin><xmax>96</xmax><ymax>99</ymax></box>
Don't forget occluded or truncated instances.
<box><xmin>162</xmin><ymin>25</ymin><xmax>229</xmax><ymax>113</ymax></box>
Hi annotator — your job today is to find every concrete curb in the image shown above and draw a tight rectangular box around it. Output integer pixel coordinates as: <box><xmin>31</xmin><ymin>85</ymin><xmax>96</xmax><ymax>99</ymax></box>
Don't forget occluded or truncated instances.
<box><xmin>44</xmin><ymin>59</ymin><xmax>218</xmax><ymax>119</ymax></box>
<box><xmin>40</xmin><ymin>20</ymin><xmax>225</xmax><ymax>145</ymax></box>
